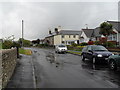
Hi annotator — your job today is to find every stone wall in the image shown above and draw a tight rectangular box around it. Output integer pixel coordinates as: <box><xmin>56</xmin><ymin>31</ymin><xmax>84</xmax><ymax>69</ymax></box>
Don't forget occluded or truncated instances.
<box><xmin>1</xmin><ymin>48</ymin><xmax>17</xmax><ymax>89</ymax></box>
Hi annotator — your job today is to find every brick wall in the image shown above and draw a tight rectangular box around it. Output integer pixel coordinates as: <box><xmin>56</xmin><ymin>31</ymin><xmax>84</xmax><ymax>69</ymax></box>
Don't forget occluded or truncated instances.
<box><xmin>1</xmin><ymin>48</ymin><xmax>17</xmax><ymax>89</ymax></box>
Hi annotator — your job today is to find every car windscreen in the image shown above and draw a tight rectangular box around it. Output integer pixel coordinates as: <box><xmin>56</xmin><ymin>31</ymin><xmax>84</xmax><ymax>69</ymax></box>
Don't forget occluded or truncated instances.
<box><xmin>58</xmin><ymin>45</ymin><xmax>66</xmax><ymax>47</ymax></box>
<box><xmin>91</xmin><ymin>46</ymin><xmax>108</xmax><ymax>51</ymax></box>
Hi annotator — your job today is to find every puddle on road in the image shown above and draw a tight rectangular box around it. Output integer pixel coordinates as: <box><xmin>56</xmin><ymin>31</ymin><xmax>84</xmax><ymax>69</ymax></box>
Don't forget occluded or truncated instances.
<box><xmin>46</xmin><ymin>52</ymin><xmax>61</xmax><ymax>67</ymax></box>
<box><xmin>81</xmin><ymin>59</ymin><xmax>120</xmax><ymax>87</ymax></box>
<box><xmin>45</xmin><ymin>51</ymin><xmax>120</xmax><ymax>87</ymax></box>
<box><xmin>46</xmin><ymin>52</ymin><xmax>80</xmax><ymax>69</ymax></box>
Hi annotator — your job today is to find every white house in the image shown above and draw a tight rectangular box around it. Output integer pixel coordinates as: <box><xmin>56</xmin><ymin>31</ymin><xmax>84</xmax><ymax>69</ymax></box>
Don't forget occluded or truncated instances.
<box><xmin>45</xmin><ymin>28</ymin><xmax>88</xmax><ymax>46</ymax></box>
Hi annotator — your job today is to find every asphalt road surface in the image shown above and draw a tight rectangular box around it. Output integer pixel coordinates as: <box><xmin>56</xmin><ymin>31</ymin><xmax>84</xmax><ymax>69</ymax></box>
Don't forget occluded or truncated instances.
<box><xmin>6</xmin><ymin>48</ymin><xmax>120</xmax><ymax>88</ymax></box>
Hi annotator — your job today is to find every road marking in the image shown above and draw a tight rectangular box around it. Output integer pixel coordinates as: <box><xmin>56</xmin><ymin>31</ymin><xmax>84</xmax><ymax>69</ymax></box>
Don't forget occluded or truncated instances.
<box><xmin>31</xmin><ymin>58</ymin><xmax>37</xmax><ymax>88</ymax></box>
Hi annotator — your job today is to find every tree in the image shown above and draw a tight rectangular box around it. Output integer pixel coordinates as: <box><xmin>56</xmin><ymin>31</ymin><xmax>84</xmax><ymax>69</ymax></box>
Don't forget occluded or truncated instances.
<box><xmin>99</xmin><ymin>22</ymin><xmax>113</xmax><ymax>37</ymax></box>
<box><xmin>36</xmin><ymin>39</ymin><xmax>40</xmax><ymax>44</ymax></box>
<box><xmin>99</xmin><ymin>22</ymin><xmax>113</xmax><ymax>47</ymax></box>
<box><xmin>18</xmin><ymin>38</ymin><xmax>31</xmax><ymax>47</ymax></box>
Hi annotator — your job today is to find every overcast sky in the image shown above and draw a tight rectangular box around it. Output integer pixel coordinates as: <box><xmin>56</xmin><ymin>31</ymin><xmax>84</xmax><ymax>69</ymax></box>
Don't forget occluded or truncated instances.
<box><xmin>0</xmin><ymin>0</ymin><xmax>119</xmax><ymax>40</ymax></box>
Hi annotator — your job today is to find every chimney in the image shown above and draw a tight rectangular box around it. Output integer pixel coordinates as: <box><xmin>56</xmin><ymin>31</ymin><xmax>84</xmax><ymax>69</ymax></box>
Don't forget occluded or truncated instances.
<box><xmin>85</xmin><ymin>24</ymin><xmax>88</xmax><ymax>29</ymax></box>
<box><xmin>49</xmin><ymin>30</ymin><xmax>52</xmax><ymax>34</ymax></box>
<box><xmin>55</xmin><ymin>28</ymin><xmax>59</xmax><ymax>34</ymax></box>
<box><xmin>58</xmin><ymin>26</ymin><xmax>61</xmax><ymax>31</ymax></box>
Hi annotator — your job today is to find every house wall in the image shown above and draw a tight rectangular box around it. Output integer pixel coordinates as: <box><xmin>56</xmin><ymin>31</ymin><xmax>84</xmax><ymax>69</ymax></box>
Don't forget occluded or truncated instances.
<box><xmin>61</xmin><ymin>35</ymin><xmax>80</xmax><ymax>45</ymax></box>
<box><xmin>54</xmin><ymin>33</ymin><xmax>90</xmax><ymax>45</ymax></box>
<box><xmin>49</xmin><ymin>36</ymin><xmax>54</xmax><ymax>45</ymax></box>
<box><xmin>80</xmin><ymin>31</ymin><xmax>89</xmax><ymax>43</ymax></box>
<box><xmin>45</xmin><ymin>36</ymin><xmax>54</xmax><ymax>45</ymax></box>
<box><xmin>61</xmin><ymin>35</ymin><xmax>79</xmax><ymax>41</ymax></box>
<box><xmin>54</xmin><ymin>35</ymin><xmax>61</xmax><ymax>45</ymax></box>
<box><xmin>54</xmin><ymin>35</ymin><xmax>80</xmax><ymax>45</ymax></box>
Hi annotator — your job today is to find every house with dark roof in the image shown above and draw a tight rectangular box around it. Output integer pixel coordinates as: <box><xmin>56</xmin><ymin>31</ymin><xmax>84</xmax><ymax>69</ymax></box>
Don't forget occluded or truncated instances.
<box><xmin>81</xmin><ymin>29</ymin><xmax>94</xmax><ymax>41</ymax></box>
<box><xmin>44</xmin><ymin>28</ymin><xmax>86</xmax><ymax>45</ymax></box>
<box><xmin>107</xmin><ymin>21</ymin><xmax>120</xmax><ymax>45</ymax></box>
<box><xmin>92</xmin><ymin>21</ymin><xmax>120</xmax><ymax>46</ymax></box>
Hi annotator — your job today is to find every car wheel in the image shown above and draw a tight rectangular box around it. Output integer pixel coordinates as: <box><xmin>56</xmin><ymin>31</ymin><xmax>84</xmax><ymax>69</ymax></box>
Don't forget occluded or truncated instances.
<box><xmin>81</xmin><ymin>54</ymin><xmax>85</xmax><ymax>61</ymax></box>
<box><xmin>109</xmin><ymin>60</ymin><xmax>117</xmax><ymax>71</ymax></box>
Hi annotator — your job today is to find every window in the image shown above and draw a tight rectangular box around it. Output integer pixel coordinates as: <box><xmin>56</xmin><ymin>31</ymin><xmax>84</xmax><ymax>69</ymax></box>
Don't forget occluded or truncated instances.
<box><xmin>69</xmin><ymin>35</ymin><xmax>71</xmax><ymax>38</ymax></box>
<box><xmin>62</xmin><ymin>41</ymin><xmax>65</xmax><ymax>44</ymax></box>
<box><xmin>73</xmin><ymin>35</ymin><xmax>76</xmax><ymax>38</ymax></box>
<box><xmin>62</xmin><ymin>35</ymin><xmax>64</xmax><ymax>38</ymax></box>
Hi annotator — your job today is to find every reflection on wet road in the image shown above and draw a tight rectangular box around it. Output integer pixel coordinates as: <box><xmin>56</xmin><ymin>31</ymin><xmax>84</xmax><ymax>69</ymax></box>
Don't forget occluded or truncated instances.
<box><xmin>31</xmin><ymin>48</ymin><xmax>120</xmax><ymax>88</ymax></box>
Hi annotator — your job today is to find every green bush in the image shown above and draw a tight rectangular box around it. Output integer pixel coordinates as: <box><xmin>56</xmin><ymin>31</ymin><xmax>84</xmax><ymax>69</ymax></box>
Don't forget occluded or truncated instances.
<box><xmin>71</xmin><ymin>43</ymin><xmax>78</xmax><ymax>47</ymax></box>
<box><xmin>37</xmin><ymin>43</ymin><xmax>49</xmax><ymax>47</ymax></box>
<box><xmin>12</xmin><ymin>41</ymin><xmax>21</xmax><ymax>48</ymax></box>
<box><xmin>2</xmin><ymin>40</ymin><xmax>13</xmax><ymax>49</ymax></box>
<box><xmin>94</xmin><ymin>41</ymin><xmax>100</xmax><ymax>45</ymax></box>
<box><xmin>18</xmin><ymin>38</ymin><xmax>31</xmax><ymax>47</ymax></box>
<box><xmin>103</xmin><ymin>42</ymin><xmax>115</xmax><ymax>47</ymax></box>
<box><xmin>94</xmin><ymin>41</ymin><xmax>115</xmax><ymax>47</ymax></box>
<box><xmin>79</xmin><ymin>42</ymin><xmax>88</xmax><ymax>46</ymax></box>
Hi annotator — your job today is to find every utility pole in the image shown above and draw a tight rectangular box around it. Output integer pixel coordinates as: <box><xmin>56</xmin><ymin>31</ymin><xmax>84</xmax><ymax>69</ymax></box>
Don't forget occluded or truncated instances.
<box><xmin>22</xmin><ymin>20</ymin><xmax>24</xmax><ymax>47</ymax></box>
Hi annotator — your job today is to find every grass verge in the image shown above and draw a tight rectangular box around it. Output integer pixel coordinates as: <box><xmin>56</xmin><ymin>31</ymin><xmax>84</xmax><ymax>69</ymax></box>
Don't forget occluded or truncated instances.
<box><xmin>19</xmin><ymin>48</ymin><xmax>32</xmax><ymax>55</ymax></box>
<box><xmin>67</xmin><ymin>51</ymin><xmax>81</xmax><ymax>55</ymax></box>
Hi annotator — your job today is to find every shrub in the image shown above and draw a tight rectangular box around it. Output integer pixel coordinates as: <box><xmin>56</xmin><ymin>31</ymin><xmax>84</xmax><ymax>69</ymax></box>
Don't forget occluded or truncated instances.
<box><xmin>71</xmin><ymin>43</ymin><xmax>78</xmax><ymax>47</ymax></box>
<box><xmin>103</xmin><ymin>42</ymin><xmax>115</xmax><ymax>47</ymax></box>
<box><xmin>94</xmin><ymin>41</ymin><xmax>101</xmax><ymax>45</ymax></box>
<box><xmin>2</xmin><ymin>40</ymin><xmax>13</xmax><ymax>49</ymax></box>
<box><xmin>12</xmin><ymin>41</ymin><xmax>21</xmax><ymax>48</ymax></box>
<box><xmin>79</xmin><ymin>42</ymin><xmax>88</xmax><ymax>46</ymax></box>
<box><xmin>76</xmin><ymin>46</ymin><xmax>85</xmax><ymax>48</ymax></box>
<box><xmin>94</xmin><ymin>41</ymin><xmax>115</xmax><ymax>47</ymax></box>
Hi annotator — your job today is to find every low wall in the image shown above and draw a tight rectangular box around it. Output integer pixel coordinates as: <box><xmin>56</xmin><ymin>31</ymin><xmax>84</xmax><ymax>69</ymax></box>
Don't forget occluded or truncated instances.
<box><xmin>1</xmin><ymin>48</ymin><xmax>17</xmax><ymax>89</ymax></box>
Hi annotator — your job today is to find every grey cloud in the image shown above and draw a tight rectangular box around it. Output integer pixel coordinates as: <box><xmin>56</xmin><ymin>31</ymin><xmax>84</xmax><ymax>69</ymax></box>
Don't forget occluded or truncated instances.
<box><xmin>1</xmin><ymin>2</ymin><xmax>118</xmax><ymax>40</ymax></box>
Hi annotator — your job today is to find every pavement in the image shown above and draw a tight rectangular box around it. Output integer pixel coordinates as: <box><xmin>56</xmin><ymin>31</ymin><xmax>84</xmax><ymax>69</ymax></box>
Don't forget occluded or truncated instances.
<box><xmin>5</xmin><ymin>54</ymin><xmax>36</xmax><ymax>88</ymax></box>
<box><xmin>5</xmin><ymin>48</ymin><xmax>120</xmax><ymax>88</ymax></box>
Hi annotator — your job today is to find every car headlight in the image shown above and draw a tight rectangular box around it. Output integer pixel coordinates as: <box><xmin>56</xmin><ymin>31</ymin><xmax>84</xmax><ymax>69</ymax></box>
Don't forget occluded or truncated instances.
<box><xmin>97</xmin><ymin>54</ymin><xmax>102</xmax><ymax>57</ymax></box>
<box><xmin>112</xmin><ymin>54</ymin><xmax>114</xmax><ymax>55</ymax></box>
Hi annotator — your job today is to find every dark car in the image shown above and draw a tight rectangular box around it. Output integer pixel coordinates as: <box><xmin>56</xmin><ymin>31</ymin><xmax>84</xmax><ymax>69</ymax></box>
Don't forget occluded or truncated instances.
<box><xmin>81</xmin><ymin>45</ymin><xmax>113</xmax><ymax>64</ymax></box>
<box><xmin>108</xmin><ymin>54</ymin><xmax>120</xmax><ymax>70</ymax></box>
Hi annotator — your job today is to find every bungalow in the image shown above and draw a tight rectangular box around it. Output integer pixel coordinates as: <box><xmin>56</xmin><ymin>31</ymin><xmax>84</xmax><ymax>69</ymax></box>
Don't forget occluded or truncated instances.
<box><xmin>93</xmin><ymin>21</ymin><xmax>120</xmax><ymax>46</ymax></box>
<box><xmin>107</xmin><ymin>21</ymin><xmax>120</xmax><ymax>46</ymax></box>
<box><xmin>81</xmin><ymin>29</ymin><xmax>94</xmax><ymax>42</ymax></box>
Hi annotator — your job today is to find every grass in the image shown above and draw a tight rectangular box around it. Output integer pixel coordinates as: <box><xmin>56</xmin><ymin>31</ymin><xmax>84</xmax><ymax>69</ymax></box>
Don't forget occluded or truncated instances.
<box><xmin>67</xmin><ymin>51</ymin><xmax>81</xmax><ymax>55</ymax></box>
<box><xmin>19</xmin><ymin>48</ymin><xmax>32</xmax><ymax>55</ymax></box>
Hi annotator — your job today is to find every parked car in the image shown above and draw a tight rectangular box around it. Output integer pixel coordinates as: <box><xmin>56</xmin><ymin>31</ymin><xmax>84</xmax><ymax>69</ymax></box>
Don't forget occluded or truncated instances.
<box><xmin>81</xmin><ymin>45</ymin><xmax>114</xmax><ymax>64</ymax></box>
<box><xmin>55</xmin><ymin>45</ymin><xmax>67</xmax><ymax>53</ymax></box>
<box><xmin>108</xmin><ymin>54</ymin><xmax>120</xmax><ymax>70</ymax></box>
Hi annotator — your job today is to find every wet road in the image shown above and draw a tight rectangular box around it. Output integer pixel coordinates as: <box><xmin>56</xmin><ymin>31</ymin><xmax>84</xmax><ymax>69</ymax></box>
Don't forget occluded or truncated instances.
<box><xmin>31</xmin><ymin>48</ymin><xmax>120</xmax><ymax>88</ymax></box>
